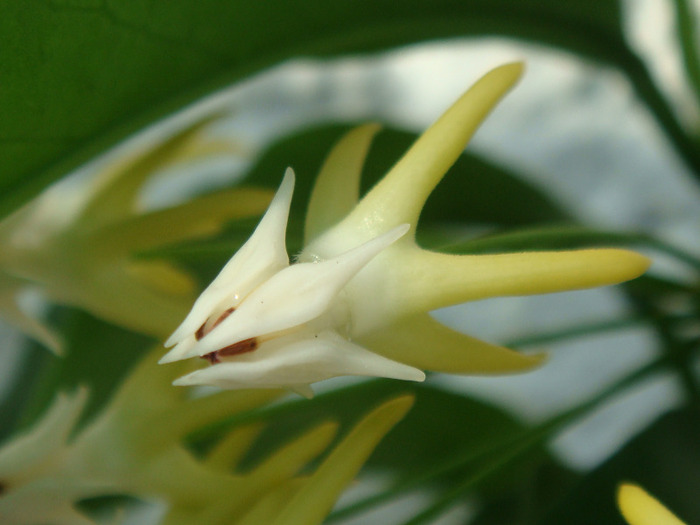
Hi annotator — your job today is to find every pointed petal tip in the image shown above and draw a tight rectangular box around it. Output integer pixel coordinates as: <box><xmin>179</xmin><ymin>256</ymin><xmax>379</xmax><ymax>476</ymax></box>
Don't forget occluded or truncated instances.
<box><xmin>356</xmin><ymin>122</ymin><xmax>382</xmax><ymax>135</ymax></box>
<box><xmin>372</xmin><ymin>394</ymin><xmax>415</xmax><ymax>425</ymax></box>
<box><xmin>282</xmin><ymin>166</ymin><xmax>296</xmax><ymax>187</ymax></box>
<box><xmin>172</xmin><ymin>373</ymin><xmax>198</xmax><ymax>386</ymax></box>
<box><xmin>473</xmin><ymin>349</ymin><xmax>547</xmax><ymax>374</ymax></box>
<box><xmin>381</xmin><ymin>223</ymin><xmax>411</xmax><ymax>245</ymax></box>
<box><xmin>289</xmin><ymin>384</ymin><xmax>315</xmax><ymax>398</ymax></box>
<box><xmin>158</xmin><ymin>348</ymin><xmax>187</xmax><ymax>364</ymax></box>
<box><xmin>263</xmin><ymin>166</ymin><xmax>295</xmax><ymax>219</ymax></box>
<box><xmin>588</xmin><ymin>248</ymin><xmax>651</xmax><ymax>285</ymax></box>
<box><xmin>48</xmin><ymin>338</ymin><xmax>65</xmax><ymax>356</ymax></box>
<box><xmin>410</xmin><ymin>369</ymin><xmax>427</xmax><ymax>382</ymax></box>
<box><xmin>163</xmin><ymin>332</ymin><xmax>179</xmax><ymax>348</ymax></box>
<box><xmin>386</xmin><ymin>394</ymin><xmax>416</xmax><ymax>413</ymax></box>
<box><xmin>621</xmin><ymin>250</ymin><xmax>652</xmax><ymax>278</ymax></box>
<box><xmin>514</xmin><ymin>351</ymin><xmax>548</xmax><ymax>371</ymax></box>
<box><xmin>494</xmin><ymin>61</ymin><xmax>525</xmax><ymax>78</ymax></box>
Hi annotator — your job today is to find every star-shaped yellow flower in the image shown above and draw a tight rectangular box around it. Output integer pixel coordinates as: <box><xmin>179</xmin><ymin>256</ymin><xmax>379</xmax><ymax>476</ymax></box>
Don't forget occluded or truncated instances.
<box><xmin>161</xmin><ymin>63</ymin><xmax>650</xmax><ymax>394</ymax></box>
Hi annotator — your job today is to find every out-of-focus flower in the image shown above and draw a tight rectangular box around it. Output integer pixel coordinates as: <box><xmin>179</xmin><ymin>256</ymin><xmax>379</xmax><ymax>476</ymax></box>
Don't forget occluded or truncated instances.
<box><xmin>161</xmin><ymin>63</ymin><xmax>650</xmax><ymax>394</ymax></box>
<box><xmin>0</xmin><ymin>345</ymin><xmax>412</xmax><ymax>524</ymax></box>
<box><xmin>617</xmin><ymin>483</ymin><xmax>686</xmax><ymax>525</ymax></box>
<box><xmin>0</xmin><ymin>116</ymin><xmax>274</xmax><ymax>352</ymax></box>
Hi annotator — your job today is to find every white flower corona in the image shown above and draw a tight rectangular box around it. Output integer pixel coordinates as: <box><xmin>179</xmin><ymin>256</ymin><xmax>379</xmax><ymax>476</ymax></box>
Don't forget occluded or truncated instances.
<box><xmin>161</xmin><ymin>169</ymin><xmax>425</xmax><ymax>395</ymax></box>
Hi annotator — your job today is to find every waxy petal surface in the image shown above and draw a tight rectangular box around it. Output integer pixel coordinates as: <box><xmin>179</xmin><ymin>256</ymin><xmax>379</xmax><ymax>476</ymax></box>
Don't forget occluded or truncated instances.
<box><xmin>165</xmin><ymin>169</ymin><xmax>294</xmax><ymax>348</ymax></box>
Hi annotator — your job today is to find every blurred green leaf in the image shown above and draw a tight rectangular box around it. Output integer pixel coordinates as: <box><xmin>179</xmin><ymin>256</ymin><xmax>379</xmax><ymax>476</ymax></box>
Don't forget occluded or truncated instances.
<box><xmin>5</xmin><ymin>0</ymin><xmax>698</xmax><ymax>219</ymax></box>
<box><xmin>0</xmin><ymin>341</ymin><xmax>48</xmax><ymax>442</ymax></box>
<box><xmin>470</xmin><ymin>461</ymin><xmax>579</xmax><ymax>525</ymax></box>
<box><xmin>238</xmin><ymin>380</ymin><xmax>524</xmax><ymax>477</ymax></box>
<box><xmin>541</xmin><ymin>408</ymin><xmax>700</xmax><ymax>525</ymax></box>
<box><xmin>671</xmin><ymin>0</ymin><xmax>700</xmax><ymax>106</ymax></box>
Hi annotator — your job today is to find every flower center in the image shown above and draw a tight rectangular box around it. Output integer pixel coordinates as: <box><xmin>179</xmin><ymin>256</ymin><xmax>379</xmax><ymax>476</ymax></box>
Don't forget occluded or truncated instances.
<box><xmin>195</xmin><ymin>307</ymin><xmax>259</xmax><ymax>364</ymax></box>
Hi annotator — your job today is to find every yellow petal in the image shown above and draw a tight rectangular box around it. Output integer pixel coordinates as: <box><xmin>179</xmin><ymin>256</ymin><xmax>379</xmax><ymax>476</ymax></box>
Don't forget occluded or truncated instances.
<box><xmin>90</xmin><ymin>187</ymin><xmax>273</xmax><ymax>255</ymax></box>
<box><xmin>392</xmin><ymin>247</ymin><xmax>650</xmax><ymax>315</ymax></box>
<box><xmin>204</xmin><ymin>423</ymin><xmax>264</xmax><ymax>472</ymax></box>
<box><xmin>197</xmin><ymin>422</ymin><xmax>339</xmax><ymax>522</ymax></box>
<box><xmin>79</xmin><ymin>112</ymin><xmax>241</xmax><ymax>228</ymax></box>
<box><xmin>62</xmin><ymin>268</ymin><xmax>193</xmax><ymax>338</ymax></box>
<box><xmin>272</xmin><ymin>396</ymin><xmax>413</xmax><ymax>525</ymax></box>
<box><xmin>618</xmin><ymin>484</ymin><xmax>686</xmax><ymax>525</ymax></box>
<box><xmin>248</xmin><ymin>422</ymin><xmax>338</xmax><ymax>487</ymax></box>
<box><xmin>304</xmin><ymin>123</ymin><xmax>381</xmax><ymax>243</ymax></box>
<box><xmin>236</xmin><ymin>481</ymin><xmax>304</xmax><ymax>525</ymax></box>
<box><xmin>125</xmin><ymin>260</ymin><xmax>195</xmax><ymax>297</ymax></box>
<box><xmin>0</xmin><ymin>282</ymin><xmax>62</xmax><ymax>354</ymax></box>
<box><xmin>360</xmin><ymin>312</ymin><xmax>545</xmax><ymax>374</ymax></box>
<box><xmin>347</xmin><ymin>63</ymin><xmax>524</xmax><ymax>234</ymax></box>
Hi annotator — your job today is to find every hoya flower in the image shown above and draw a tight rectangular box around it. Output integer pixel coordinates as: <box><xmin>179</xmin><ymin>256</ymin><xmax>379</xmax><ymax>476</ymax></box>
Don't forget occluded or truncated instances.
<box><xmin>0</xmin><ymin>344</ymin><xmax>412</xmax><ymax>524</ymax></box>
<box><xmin>0</xmin><ymin>115</ymin><xmax>273</xmax><ymax>351</ymax></box>
<box><xmin>617</xmin><ymin>483</ymin><xmax>686</xmax><ymax>525</ymax></box>
<box><xmin>161</xmin><ymin>168</ymin><xmax>424</xmax><ymax>395</ymax></box>
<box><xmin>161</xmin><ymin>63</ymin><xmax>650</xmax><ymax>393</ymax></box>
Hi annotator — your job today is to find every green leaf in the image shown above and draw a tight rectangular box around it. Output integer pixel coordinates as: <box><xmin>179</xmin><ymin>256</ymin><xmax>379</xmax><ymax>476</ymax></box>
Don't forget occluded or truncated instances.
<box><xmin>5</xmin><ymin>0</ymin><xmax>698</xmax><ymax>219</ymax></box>
<box><xmin>470</xmin><ymin>462</ymin><xmax>579</xmax><ymax>525</ymax></box>
<box><xmin>541</xmin><ymin>408</ymin><xmax>700</xmax><ymax>525</ymax></box>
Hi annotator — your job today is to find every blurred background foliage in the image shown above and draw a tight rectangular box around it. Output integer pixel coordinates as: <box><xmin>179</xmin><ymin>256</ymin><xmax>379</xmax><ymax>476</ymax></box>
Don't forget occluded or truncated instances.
<box><xmin>1</xmin><ymin>0</ymin><xmax>700</xmax><ymax>523</ymax></box>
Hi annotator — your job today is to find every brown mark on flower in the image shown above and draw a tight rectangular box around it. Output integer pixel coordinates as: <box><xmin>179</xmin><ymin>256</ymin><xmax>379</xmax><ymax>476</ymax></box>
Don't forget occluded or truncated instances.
<box><xmin>195</xmin><ymin>307</ymin><xmax>235</xmax><ymax>341</ymax></box>
<box><xmin>201</xmin><ymin>337</ymin><xmax>259</xmax><ymax>364</ymax></box>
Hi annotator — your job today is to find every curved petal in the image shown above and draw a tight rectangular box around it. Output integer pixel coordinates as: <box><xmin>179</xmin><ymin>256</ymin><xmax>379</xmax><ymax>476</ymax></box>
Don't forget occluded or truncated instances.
<box><xmin>271</xmin><ymin>396</ymin><xmax>413</xmax><ymax>525</ymax></box>
<box><xmin>248</xmin><ymin>422</ymin><xmax>337</xmax><ymax>485</ymax></box>
<box><xmin>165</xmin><ymin>170</ymin><xmax>294</xmax><ymax>347</ymax></box>
<box><xmin>343</xmin><ymin>63</ymin><xmax>524</xmax><ymax>235</ymax></box>
<box><xmin>388</xmin><ymin>247</ymin><xmax>650</xmax><ymax>318</ymax></box>
<box><xmin>172</xmin><ymin>330</ymin><xmax>423</xmax><ymax>390</ymax></box>
<box><xmin>79</xmin><ymin>112</ymin><xmax>234</xmax><ymax>229</ymax></box>
<box><xmin>359</xmin><ymin>312</ymin><xmax>545</xmax><ymax>374</ymax></box>
<box><xmin>304</xmin><ymin>123</ymin><xmax>381</xmax><ymax>244</ymax></box>
<box><xmin>91</xmin><ymin>187</ymin><xmax>274</xmax><ymax>255</ymax></box>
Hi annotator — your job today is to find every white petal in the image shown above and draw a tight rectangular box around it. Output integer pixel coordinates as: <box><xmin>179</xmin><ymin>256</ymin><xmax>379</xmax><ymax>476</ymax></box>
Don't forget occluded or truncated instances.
<box><xmin>165</xmin><ymin>169</ymin><xmax>294</xmax><ymax>347</ymax></box>
<box><xmin>158</xmin><ymin>333</ymin><xmax>198</xmax><ymax>364</ymax></box>
<box><xmin>175</xmin><ymin>224</ymin><xmax>409</xmax><ymax>360</ymax></box>
<box><xmin>171</xmin><ymin>330</ymin><xmax>424</xmax><ymax>390</ymax></box>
